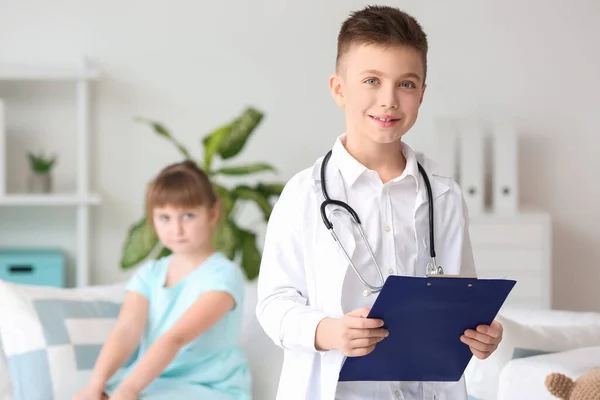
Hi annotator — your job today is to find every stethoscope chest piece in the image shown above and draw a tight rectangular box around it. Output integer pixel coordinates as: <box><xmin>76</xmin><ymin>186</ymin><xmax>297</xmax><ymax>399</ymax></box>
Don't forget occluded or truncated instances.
<box><xmin>426</xmin><ymin>261</ymin><xmax>444</xmax><ymax>276</ymax></box>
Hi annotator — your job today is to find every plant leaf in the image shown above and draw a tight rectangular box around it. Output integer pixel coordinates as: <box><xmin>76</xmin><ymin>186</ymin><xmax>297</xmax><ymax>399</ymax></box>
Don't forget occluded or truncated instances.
<box><xmin>214</xmin><ymin>183</ymin><xmax>235</xmax><ymax>217</ymax></box>
<box><xmin>155</xmin><ymin>246</ymin><xmax>172</xmax><ymax>259</ymax></box>
<box><xmin>218</xmin><ymin>108</ymin><xmax>264</xmax><ymax>160</ymax></box>
<box><xmin>237</xmin><ymin>227</ymin><xmax>262</xmax><ymax>280</ymax></box>
<box><xmin>120</xmin><ymin>216</ymin><xmax>159</xmax><ymax>269</ymax></box>
<box><xmin>202</xmin><ymin>123</ymin><xmax>230</xmax><ymax>172</ymax></box>
<box><xmin>233</xmin><ymin>185</ymin><xmax>273</xmax><ymax>221</ymax></box>
<box><xmin>136</xmin><ymin>117</ymin><xmax>193</xmax><ymax>160</ymax></box>
<box><xmin>212</xmin><ymin>219</ymin><xmax>239</xmax><ymax>260</ymax></box>
<box><xmin>213</xmin><ymin>163</ymin><xmax>276</xmax><ymax>176</ymax></box>
<box><xmin>256</xmin><ymin>182</ymin><xmax>286</xmax><ymax>198</ymax></box>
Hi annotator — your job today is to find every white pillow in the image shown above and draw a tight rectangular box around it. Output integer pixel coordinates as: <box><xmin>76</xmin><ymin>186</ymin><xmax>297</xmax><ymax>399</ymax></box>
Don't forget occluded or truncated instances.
<box><xmin>0</xmin><ymin>280</ymin><xmax>126</xmax><ymax>400</ymax></box>
<box><xmin>464</xmin><ymin>315</ymin><xmax>600</xmax><ymax>400</ymax></box>
<box><xmin>497</xmin><ymin>346</ymin><xmax>600</xmax><ymax>400</ymax></box>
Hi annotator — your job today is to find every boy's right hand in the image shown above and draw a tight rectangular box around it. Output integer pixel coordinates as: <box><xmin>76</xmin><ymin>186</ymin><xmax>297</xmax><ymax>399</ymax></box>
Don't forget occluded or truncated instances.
<box><xmin>315</xmin><ymin>307</ymin><xmax>388</xmax><ymax>356</ymax></box>
<box><xmin>71</xmin><ymin>383</ymin><xmax>106</xmax><ymax>400</ymax></box>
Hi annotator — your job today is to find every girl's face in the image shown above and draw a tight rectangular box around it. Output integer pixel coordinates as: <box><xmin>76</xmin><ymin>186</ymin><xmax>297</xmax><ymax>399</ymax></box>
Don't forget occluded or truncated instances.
<box><xmin>152</xmin><ymin>203</ymin><xmax>220</xmax><ymax>255</ymax></box>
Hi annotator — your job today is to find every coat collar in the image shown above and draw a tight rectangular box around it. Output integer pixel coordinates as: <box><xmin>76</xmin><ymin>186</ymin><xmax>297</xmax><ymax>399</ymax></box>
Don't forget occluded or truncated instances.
<box><xmin>330</xmin><ymin>135</ymin><xmax>422</xmax><ymax>192</ymax></box>
<box><xmin>311</xmin><ymin>145</ymin><xmax>451</xmax><ymax>211</ymax></box>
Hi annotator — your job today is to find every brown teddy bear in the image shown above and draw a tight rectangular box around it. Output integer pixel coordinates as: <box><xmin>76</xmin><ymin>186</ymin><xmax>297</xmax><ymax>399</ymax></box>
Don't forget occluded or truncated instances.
<box><xmin>545</xmin><ymin>369</ymin><xmax>600</xmax><ymax>400</ymax></box>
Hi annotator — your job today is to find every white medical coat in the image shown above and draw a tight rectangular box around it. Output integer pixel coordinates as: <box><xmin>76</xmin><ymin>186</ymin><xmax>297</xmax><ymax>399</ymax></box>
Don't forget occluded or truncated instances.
<box><xmin>256</xmin><ymin>150</ymin><xmax>477</xmax><ymax>400</ymax></box>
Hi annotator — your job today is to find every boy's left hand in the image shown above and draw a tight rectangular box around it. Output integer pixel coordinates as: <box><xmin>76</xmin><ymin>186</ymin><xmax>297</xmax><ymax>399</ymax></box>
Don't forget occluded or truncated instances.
<box><xmin>460</xmin><ymin>319</ymin><xmax>503</xmax><ymax>360</ymax></box>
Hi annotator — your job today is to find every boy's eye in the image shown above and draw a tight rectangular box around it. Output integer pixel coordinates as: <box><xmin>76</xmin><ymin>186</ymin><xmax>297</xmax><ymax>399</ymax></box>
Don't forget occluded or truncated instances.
<box><xmin>183</xmin><ymin>213</ymin><xmax>195</xmax><ymax>220</ymax></box>
<box><xmin>364</xmin><ymin>78</ymin><xmax>379</xmax><ymax>85</ymax></box>
<box><xmin>399</xmin><ymin>81</ymin><xmax>416</xmax><ymax>89</ymax></box>
<box><xmin>159</xmin><ymin>215</ymin><xmax>169</xmax><ymax>222</ymax></box>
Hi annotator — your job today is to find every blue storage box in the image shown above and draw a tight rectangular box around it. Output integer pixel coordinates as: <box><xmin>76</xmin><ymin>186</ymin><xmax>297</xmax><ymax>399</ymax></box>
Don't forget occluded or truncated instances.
<box><xmin>0</xmin><ymin>249</ymin><xmax>65</xmax><ymax>288</ymax></box>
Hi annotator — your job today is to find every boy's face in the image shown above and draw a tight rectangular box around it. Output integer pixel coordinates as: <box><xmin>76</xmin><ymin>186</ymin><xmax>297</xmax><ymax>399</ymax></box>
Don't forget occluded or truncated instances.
<box><xmin>329</xmin><ymin>43</ymin><xmax>426</xmax><ymax>144</ymax></box>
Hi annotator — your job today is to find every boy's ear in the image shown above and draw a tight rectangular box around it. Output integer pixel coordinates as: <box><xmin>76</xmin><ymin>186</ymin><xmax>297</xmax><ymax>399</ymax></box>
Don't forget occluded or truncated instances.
<box><xmin>419</xmin><ymin>83</ymin><xmax>427</xmax><ymax>105</ymax></box>
<box><xmin>329</xmin><ymin>73</ymin><xmax>346</xmax><ymax>108</ymax></box>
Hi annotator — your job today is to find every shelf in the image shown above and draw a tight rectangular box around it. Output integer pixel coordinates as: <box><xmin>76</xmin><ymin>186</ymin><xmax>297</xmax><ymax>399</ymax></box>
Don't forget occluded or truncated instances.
<box><xmin>0</xmin><ymin>193</ymin><xmax>101</xmax><ymax>206</ymax></box>
<box><xmin>0</xmin><ymin>63</ymin><xmax>99</xmax><ymax>81</ymax></box>
<box><xmin>0</xmin><ymin>57</ymin><xmax>99</xmax><ymax>287</ymax></box>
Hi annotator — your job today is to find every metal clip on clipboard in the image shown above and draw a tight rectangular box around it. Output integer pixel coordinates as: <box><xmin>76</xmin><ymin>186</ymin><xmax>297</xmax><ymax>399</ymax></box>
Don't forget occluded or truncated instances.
<box><xmin>425</xmin><ymin>261</ymin><xmax>477</xmax><ymax>279</ymax></box>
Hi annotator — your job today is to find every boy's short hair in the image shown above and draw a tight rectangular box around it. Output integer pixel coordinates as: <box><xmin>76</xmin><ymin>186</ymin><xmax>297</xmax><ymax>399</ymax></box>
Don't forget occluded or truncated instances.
<box><xmin>145</xmin><ymin>160</ymin><xmax>218</xmax><ymax>221</ymax></box>
<box><xmin>336</xmin><ymin>5</ymin><xmax>428</xmax><ymax>80</ymax></box>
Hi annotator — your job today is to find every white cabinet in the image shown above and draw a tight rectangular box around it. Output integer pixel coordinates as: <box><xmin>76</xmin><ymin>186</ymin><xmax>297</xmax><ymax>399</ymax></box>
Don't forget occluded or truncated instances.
<box><xmin>468</xmin><ymin>209</ymin><xmax>552</xmax><ymax>309</ymax></box>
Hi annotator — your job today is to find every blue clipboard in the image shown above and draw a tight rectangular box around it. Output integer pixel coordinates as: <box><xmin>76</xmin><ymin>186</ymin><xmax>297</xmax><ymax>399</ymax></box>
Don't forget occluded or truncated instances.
<box><xmin>338</xmin><ymin>275</ymin><xmax>516</xmax><ymax>382</ymax></box>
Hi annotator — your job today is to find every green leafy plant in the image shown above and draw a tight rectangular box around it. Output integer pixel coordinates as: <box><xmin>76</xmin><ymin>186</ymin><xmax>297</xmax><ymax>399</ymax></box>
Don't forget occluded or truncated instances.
<box><xmin>27</xmin><ymin>152</ymin><xmax>57</xmax><ymax>174</ymax></box>
<box><xmin>119</xmin><ymin>107</ymin><xmax>285</xmax><ymax>280</ymax></box>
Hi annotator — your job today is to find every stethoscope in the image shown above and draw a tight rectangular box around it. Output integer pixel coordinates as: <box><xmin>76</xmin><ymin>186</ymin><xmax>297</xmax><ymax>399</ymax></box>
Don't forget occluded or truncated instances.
<box><xmin>319</xmin><ymin>149</ymin><xmax>444</xmax><ymax>296</ymax></box>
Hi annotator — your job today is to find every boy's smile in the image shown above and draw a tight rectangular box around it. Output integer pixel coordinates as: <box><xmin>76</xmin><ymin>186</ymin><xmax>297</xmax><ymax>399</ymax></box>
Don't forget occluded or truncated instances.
<box><xmin>330</xmin><ymin>43</ymin><xmax>426</xmax><ymax>146</ymax></box>
<box><xmin>369</xmin><ymin>114</ymin><xmax>401</xmax><ymax>128</ymax></box>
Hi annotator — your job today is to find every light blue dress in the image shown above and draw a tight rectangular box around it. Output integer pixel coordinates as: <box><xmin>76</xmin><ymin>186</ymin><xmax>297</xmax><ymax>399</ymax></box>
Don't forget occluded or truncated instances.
<box><xmin>104</xmin><ymin>252</ymin><xmax>252</xmax><ymax>399</ymax></box>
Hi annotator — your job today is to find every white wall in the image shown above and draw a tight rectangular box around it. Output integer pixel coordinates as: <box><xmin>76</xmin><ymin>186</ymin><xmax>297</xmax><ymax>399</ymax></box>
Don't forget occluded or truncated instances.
<box><xmin>0</xmin><ymin>0</ymin><xmax>598</xmax><ymax>311</ymax></box>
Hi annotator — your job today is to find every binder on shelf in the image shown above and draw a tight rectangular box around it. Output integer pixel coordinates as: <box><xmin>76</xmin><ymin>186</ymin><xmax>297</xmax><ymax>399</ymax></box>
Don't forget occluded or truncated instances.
<box><xmin>459</xmin><ymin>121</ymin><xmax>485</xmax><ymax>215</ymax></box>
<box><xmin>492</xmin><ymin>123</ymin><xmax>519</xmax><ymax>214</ymax></box>
<box><xmin>433</xmin><ymin>117</ymin><xmax>459</xmax><ymax>180</ymax></box>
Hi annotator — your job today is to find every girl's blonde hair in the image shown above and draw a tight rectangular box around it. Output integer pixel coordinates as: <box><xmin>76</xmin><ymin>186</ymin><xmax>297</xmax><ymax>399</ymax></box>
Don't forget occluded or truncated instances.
<box><xmin>145</xmin><ymin>160</ymin><xmax>218</xmax><ymax>223</ymax></box>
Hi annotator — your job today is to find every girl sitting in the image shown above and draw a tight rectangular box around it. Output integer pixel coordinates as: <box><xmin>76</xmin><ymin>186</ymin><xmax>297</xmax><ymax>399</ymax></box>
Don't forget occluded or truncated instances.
<box><xmin>73</xmin><ymin>160</ymin><xmax>251</xmax><ymax>400</ymax></box>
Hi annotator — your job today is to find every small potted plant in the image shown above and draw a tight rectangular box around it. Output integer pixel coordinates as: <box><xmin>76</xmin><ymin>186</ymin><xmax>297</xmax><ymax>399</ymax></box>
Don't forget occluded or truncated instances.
<box><xmin>27</xmin><ymin>151</ymin><xmax>57</xmax><ymax>194</ymax></box>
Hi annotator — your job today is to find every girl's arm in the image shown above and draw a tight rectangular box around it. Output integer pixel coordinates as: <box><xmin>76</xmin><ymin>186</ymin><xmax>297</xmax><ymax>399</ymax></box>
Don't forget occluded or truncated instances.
<box><xmin>113</xmin><ymin>290</ymin><xmax>235</xmax><ymax>395</ymax></box>
<box><xmin>87</xmin><ymin>291</ymin><xmax>149</xmax><ymax>390</ymax></box>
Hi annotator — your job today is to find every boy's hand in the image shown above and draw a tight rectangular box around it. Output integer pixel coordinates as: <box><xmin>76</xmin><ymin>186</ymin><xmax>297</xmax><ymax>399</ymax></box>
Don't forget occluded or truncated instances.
<box><xmin>315</xmin><ymin>307</ymin><xmax>389</xmax><ymax>356</ymax></box>
<box><xmin>461</xmin><ymin>319</ymin><xmax>503</xmax><ymax>359</ymax></box>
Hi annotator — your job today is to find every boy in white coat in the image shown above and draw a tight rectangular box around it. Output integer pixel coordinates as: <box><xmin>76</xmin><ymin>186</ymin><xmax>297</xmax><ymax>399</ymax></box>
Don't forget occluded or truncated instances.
<box><xmin>256</xmin><ymin>5</ymin><xmax>503</xmax><ymax>400</ymax></box>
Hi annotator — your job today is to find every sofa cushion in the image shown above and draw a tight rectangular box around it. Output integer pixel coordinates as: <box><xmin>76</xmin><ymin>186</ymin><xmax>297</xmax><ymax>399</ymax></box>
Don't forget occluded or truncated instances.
<box><xmin>0</xmin><ymin>280</ymin><xmax>126</xmax><ymax>400</ymax></box>
<box><xmin>0</xmin><ymin>335</ymin><xmax>12</xmax><ymax>400</ymax></box>
<box><xmin>0</xmin><ymin>279</ymin><xmax>283</xmax><ymax>400</ymax></box>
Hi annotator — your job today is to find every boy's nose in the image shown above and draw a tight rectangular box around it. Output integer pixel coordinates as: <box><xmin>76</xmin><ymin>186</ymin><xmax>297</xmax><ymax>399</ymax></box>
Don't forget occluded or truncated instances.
<box><xmin>380</xmin><ymin>88</ymin><xmax>399</xmax><ymax>109</ymax></box>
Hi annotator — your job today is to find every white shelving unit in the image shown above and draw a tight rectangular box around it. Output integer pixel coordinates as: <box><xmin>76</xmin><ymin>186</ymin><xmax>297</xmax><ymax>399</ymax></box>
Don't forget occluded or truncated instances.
<box><xmin>469</xmin><ymin>207</ymin><xmax>553</xmax><ymax>310</ymax></box>
<box><xmin>0</xmin><ymin>59</ymin><xmax>100</xmax><ymax>287</ymax></box>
